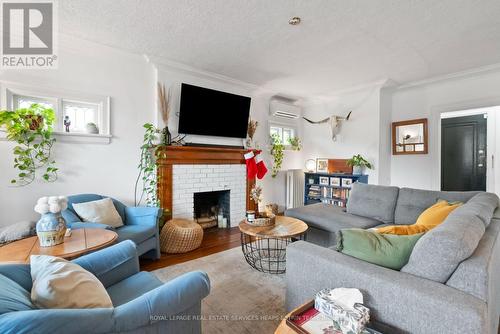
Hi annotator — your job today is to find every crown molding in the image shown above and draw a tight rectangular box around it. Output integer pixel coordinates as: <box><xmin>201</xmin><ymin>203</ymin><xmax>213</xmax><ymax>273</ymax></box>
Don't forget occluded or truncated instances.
<box><xmin>144</xmin><ymin>54</ymin><xmax>260</xmax><ymax>91</ymax></box>
<box><xmin>396</xmin><ymin>62</ymin><xmax>500</xmax><ymax>90</ymax></box>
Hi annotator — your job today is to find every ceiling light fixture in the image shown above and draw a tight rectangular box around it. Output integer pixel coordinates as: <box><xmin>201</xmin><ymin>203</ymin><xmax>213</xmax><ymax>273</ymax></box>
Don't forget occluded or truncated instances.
<box><xmin>289</xmin><ymin>17</ymin><xmax>301</xmax><ymax>25</ymax></box>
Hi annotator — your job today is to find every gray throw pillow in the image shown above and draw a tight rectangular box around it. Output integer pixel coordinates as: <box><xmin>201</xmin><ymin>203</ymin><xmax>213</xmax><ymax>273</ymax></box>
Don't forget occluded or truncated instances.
<box><xmin>0</xmin><ymin>221</ymin><xmax>36</xmax><ymax>246</ymax></box>
<box><xmin>401</xmin><ymin>206</ymin><xmax>486</xmax><ymax>283</ymax></box>
<box><xmin>346</xmin><ymin>183</ymin><xmax>399</xmax><ymax>223</ymax></box>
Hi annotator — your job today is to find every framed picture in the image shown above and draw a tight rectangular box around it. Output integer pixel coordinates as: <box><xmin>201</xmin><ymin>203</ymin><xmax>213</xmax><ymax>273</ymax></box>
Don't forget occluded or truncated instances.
<box><xmin>392</xmin><ymin>118</ymin><xmax>428</xmax><ymax>155</ymax></box>
<box><xmin>316</xmin><ymin>158</ymin><xmax>329</xmax><ymax>173</ymax></box>
<box><xmin>330</xmin><ymin>177</ymin><xmax>341</xmax><ymax>187</ymax></box>
<box><xmin>341</xmin><ymin>178</ymin><xmax>353</xmax><ymax>188</ymax></box>
<box><xmin>308</xmin><ymin>178</ymin><xmax>315</xmax><ymax>185</ymax></box>
<box><xmin>319</xmin><ymin>176</ymin><xmax>329</xmax><ymax>185</ymax></box>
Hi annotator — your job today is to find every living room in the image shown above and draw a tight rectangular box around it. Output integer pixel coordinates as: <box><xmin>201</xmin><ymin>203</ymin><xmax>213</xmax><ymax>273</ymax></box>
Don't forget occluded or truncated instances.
<box><xmin>0</xmin><ymin>1</ymin><xmax>499</xmax><ymax>334</ymax></box>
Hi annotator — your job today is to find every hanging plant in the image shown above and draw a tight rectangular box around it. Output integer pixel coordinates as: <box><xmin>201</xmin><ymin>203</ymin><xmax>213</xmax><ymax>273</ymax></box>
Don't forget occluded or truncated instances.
<box><xmin>135</xmin><ymin>123</ymin><xmax>162</xmax><ymax>207</ymax></box>
<box><xmin>0</xmin><ymin>104</ymin><xmax>58</xmax><ymax>186</ymax></box>
<box><xmin>289</xmin><ymin>137</ymin><xmax>302</xmax><ymax>151</ymax></box>
<box><xmin>270</xmin><ymin>133</ymin><xmax>284</xmax><ymax>177</ymax></box>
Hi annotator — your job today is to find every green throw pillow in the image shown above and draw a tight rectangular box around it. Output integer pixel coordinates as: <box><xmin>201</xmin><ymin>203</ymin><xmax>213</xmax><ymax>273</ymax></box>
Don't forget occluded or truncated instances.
<box><xmin>336</xmin><ymin>229</ymin><xmax>424</xmax><ymax>270</ymax></box>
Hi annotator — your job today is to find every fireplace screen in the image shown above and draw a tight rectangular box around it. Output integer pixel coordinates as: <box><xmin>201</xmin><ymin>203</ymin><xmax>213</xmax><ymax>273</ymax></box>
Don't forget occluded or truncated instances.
<box><xmin>193</xmin><ymin>190</ymin><xmax>230</xmax><ymax>229</ymax></box>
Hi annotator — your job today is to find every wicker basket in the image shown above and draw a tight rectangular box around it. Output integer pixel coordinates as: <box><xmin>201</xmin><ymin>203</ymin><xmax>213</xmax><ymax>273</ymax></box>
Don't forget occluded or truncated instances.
<box><xmin>160</xmin><ymin>219</ymin><xmax>204</xmax><ymax>254</ymax></box>
<box><xmin>246</xmin><ymin>213</ymin><xmax>276</xmax><ymax>227</ymax></box>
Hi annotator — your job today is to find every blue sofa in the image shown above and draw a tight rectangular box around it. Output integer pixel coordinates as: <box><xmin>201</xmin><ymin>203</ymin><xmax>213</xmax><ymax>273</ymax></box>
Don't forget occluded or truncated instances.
<box><xmin>62</xmin><ymin>194</ymin><xmax>161</xmax><ymax>259</ymax></box>
<box><xmin>0</xmin><ymin>240</ymin><xmax>211</xmax><ymax>334</ymax></box>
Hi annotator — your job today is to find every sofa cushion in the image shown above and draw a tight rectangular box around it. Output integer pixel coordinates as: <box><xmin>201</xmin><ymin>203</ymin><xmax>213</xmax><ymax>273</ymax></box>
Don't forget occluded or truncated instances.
<box><xmin>446</xmin><ymin>219</ymin><xmax>500</xmax><ymax>301</ymax></box>
<box><xmin>66</xmin><ymin>194</ymin><xmax>126</xmax><ymax>222</ymax></box>
<box><xmin>401</xmin><ymin>206</ymin><xmax>486</xmax><ymax>283</ymax></box>
<box><xmin>394</xmin><ymin>188</ymin><xmax>479</xmax><ymax>225</ymax></box>
<box><xmin>73</xmin><ymin>198</ymin><xmax>124</xmax><ymax>228</ymax></box>
<box><xmin>461</xmin><ymin>192</ymin><xmax>499</xmax><ymax>227</ymax></box>
<box><xmin>106</xmin><ymin>271</ymin><xmax>163</xmax><ymax>306</ymax></box>
<box><xmin>117</xmin><ymin>224</ymin><xmax>157</xmax><ymax>245</ymax></box>
<box><xmin>0</xmin><ymin>274</ymin><xmax>34</xmax><ymax>315</ymax></box>
<box><xmin>377</xmin><ymin>200</ymin><xmax>461</xmax><ymax>235</ymax></box>
<box><xmin>346</xmin><ymin>183</ymin><xmax>399</xmax><ymax>224</ymax></box>
<box><xmin>336</xmin><ymin>228</ymin><xmax>424</xmax><ymax>270</ymax></box>
<box><xmin>30</xmin><ymin>255</ymin><xmax>113</xmax><ymax>309</ymax></box>
<box><xmin>285</xmin><ymin>203</ymin><xmax>380</xmax><ymax>233</ymax></box>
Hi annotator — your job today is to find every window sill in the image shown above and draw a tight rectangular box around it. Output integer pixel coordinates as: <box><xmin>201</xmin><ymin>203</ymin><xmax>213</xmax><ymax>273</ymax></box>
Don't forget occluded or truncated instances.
<box><xmin>0</xmin><ymin>131</ymin><xmax>112</xmax><ymax>144</ymax></box>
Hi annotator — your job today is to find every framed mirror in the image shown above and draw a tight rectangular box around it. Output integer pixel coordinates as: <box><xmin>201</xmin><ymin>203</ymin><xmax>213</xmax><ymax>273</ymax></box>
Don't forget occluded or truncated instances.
<box><xmin>392</xmin><ymin>118</ymin><xmax>428</xmax><ymax>155</ymax></box>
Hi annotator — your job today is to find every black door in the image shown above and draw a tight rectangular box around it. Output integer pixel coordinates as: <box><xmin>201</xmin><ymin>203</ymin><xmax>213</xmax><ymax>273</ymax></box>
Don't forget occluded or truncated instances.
<box><xmin>441</xmin><ymin>114</ymin><xmax>487</xmax><ymax>191</ymax></box>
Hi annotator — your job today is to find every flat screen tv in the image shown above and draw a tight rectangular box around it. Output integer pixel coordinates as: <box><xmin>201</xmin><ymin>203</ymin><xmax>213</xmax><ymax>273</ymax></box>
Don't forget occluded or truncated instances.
<box><xmin>178</xmin><ymin>83</ymin><xmax>251</xmax><ymax>138</ymax></box>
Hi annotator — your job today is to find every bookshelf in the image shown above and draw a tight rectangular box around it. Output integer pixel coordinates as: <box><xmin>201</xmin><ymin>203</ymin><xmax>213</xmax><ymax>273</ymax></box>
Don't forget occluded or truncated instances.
<box><xmin>304</xmin><ymin>172</ymin><xmax>368</xmax><ymax>207</ymax></box>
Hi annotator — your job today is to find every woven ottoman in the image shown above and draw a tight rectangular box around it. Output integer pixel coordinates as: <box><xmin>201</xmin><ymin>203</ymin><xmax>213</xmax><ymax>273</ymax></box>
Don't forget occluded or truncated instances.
<box><xmin>160</xmin><ymin>219</ymin><xmax>204</xmax><ymax>254</ymax></box>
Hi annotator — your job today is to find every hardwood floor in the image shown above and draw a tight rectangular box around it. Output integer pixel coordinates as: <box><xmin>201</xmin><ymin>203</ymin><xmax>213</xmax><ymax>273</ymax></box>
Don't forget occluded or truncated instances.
<box><xmin>140</xmin><ymin>226</ymin><xmax>241</xmax><ymax>271</ymax></box>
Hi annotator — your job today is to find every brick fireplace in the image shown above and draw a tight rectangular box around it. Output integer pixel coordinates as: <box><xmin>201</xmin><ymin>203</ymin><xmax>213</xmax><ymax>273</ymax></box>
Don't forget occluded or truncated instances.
<box><xmin>157</xmin><ymin>146</ymin><xmax>256</xmax><ymax>227</ymax></box>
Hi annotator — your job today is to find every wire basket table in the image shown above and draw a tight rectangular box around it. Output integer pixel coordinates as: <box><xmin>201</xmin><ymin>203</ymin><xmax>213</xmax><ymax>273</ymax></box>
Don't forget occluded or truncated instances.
<box><xmin>239</xmin><ymin>216</ymin><xmax>308</xmax><ymax>274</ymax></box>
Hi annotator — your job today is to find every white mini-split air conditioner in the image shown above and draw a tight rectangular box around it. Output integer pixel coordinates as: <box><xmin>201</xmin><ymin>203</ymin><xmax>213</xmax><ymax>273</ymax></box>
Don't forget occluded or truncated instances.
<box><xmin>269</xmin><ymin>99</ymin><xmax>301</xmax><ymax>119</ymax></box>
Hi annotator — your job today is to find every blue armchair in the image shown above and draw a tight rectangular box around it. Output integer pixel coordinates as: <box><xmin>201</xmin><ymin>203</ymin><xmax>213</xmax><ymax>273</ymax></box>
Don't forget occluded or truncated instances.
<box><xmin>62</xmin><ymin>194</ymin><xmax>161</xmax><ymax>259</ymax></box>
<box><xmin>0</xmin><ymin>241</ymin><xmax>211</xmax><ymax>334</ymax></box>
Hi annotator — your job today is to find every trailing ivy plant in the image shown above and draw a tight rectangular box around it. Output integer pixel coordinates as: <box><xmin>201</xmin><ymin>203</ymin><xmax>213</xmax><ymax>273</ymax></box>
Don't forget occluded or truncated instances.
<box><xmin>135</xmin><ymin>123</ymin><xmax>162</xmax><ymax>207</ymax></box>
<box><xmin>0</xmin><ymin>104</ymin><xmax>58</xmax><ymax>186</ymax></box>
<box><xmin>289</xmin><ymin>137</ymin><xmax>302</xmax><ymax>151</ymax></box>
<box><xmin>270</xmin><ymin>133</ymin><xmax>284</xmax><ymax>178</ymax></box>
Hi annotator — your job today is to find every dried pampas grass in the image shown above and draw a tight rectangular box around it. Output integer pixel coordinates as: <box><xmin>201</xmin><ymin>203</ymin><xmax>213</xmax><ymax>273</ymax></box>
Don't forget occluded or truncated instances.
<box><xmin>158</xmin><ymin>82</ymin><xmax>171</xmax><ymax>124</ymax></box>
<box><xmin>247</xmin><ymin>118</ymin><xmax>258</xmax><ymax>140</ymax></box>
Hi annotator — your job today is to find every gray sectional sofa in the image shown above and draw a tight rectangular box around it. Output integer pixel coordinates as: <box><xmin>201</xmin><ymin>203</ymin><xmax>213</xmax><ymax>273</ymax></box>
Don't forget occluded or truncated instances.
<box><xmin>285</xmin><ymin>183</ymin><xmax>500</xmax><ymax>334</ymax></box>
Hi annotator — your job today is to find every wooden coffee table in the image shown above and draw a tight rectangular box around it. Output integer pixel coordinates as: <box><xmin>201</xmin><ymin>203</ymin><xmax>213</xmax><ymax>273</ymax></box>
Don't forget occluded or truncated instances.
<box><xmin>239</xmin><ymin>216</ymin><xmax>308</xmax><ymax>274</ymax></box>
<box><xmin>0</xmin><ymin>228</ymin><xmax>118</xmax><ymax>264</ymax></box>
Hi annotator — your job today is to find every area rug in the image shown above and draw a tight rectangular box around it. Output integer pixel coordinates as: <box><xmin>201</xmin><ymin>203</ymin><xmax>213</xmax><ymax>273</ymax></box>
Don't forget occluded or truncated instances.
<box><xmin>153</xmin><ymin>246</ymin><xmax>286</xmax><ymax>334</ymax></box>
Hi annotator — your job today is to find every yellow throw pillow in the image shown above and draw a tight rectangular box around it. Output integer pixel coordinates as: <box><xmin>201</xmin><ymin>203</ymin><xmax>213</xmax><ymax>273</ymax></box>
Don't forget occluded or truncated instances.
<box><xmin>30</xmin><ymin>255</ymin><xmax>113</xmax><ymax>309</ymax></box>
<box><xmin>377</xmin><ymin>200</ymin><xmax>462</xmax><ymax>235</ymax></box>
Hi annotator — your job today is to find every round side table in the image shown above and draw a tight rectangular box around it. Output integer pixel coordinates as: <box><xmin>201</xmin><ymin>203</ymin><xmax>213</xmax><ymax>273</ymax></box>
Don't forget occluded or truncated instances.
<box><xmin>239</xmin><ymin>216</ymin><xmax>308</xmax><ymax>274</ymax></box>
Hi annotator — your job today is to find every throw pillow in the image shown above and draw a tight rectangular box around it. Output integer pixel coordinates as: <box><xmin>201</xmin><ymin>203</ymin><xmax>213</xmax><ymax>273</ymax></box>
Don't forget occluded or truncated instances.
<box><xmin>30</xmin><ymin>255</ymin><xmax>113</xmax><ymax>309</ymax></box>
<box><xmin>72</xmin><ymin>198</ymin><xmax>123</xmax><ymax>228</ymax></box>
<box><xmin>376</xmin><ymin>200</ymin><xmax>461</xmax><ymax>235</ymax></box>
<box><xmin>0</xmin><ymin>274</ymin><xmax>34</xmax><ymax>315</ymax></box>
<box><xmin>336</xmin><ymin>228</ymin><xmax>424</xmax><ymax>270</ymax></box>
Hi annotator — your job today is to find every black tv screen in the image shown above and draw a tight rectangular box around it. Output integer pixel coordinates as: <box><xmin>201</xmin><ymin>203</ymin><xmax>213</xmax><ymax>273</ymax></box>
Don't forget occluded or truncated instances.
<box><xmin>178</xmin><ymin>83</ymin><xmax>251</xmax><ymax>138</ymax></box>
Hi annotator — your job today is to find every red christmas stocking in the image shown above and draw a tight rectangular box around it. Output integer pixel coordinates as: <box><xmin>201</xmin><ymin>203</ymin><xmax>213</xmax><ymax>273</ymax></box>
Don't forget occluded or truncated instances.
<box><xmin>255</xmin><ymin>150</ymin><xmax>268</xmax><ymax>179</ymax></box>
<box><xmin>244</xmin><ymin>151</ymin><xmax>257</xmax><ymax>179</ymax></box>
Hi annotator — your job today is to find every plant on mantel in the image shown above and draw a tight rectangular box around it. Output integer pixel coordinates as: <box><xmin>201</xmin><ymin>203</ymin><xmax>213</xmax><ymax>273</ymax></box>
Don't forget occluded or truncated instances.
<box><xmin>0</xmin><ymin>104</ymin><xmax>58</xmax><ymax>186</ymax></box>
<box><xmin>269</xmin><ymin>134</ymin><xmax>302</xmax><ymax>177</ymax></box>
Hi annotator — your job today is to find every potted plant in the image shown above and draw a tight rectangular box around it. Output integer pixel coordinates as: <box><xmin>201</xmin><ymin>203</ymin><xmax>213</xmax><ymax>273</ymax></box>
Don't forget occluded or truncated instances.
<box><xmin>346</xmin><ymin>154</ymin><xmax>373</xmax><ymax>175</ymax></box>
<box><xmin>0</xmin><ymin>104</ymin><xmax>58</xmax><ymax>186</ymax></box>
<box><xmin>269</xmin><ymin>134</ymin><xmax>302</xmax><ymax>177</ymax></box>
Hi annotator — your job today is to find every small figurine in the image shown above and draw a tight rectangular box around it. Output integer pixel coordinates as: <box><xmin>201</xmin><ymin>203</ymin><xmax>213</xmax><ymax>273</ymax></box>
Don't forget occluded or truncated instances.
<box><xmin>63</xmin><ymin>116</ymin><xmax>71</xmax><ymax>132</ymax></box>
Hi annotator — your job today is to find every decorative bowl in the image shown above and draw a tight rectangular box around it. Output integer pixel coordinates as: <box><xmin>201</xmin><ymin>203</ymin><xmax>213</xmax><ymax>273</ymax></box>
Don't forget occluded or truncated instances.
<box><xmin>245</xmin><ymin>213</ymin><xmax>276</xmax><ymax>227</ymax></box>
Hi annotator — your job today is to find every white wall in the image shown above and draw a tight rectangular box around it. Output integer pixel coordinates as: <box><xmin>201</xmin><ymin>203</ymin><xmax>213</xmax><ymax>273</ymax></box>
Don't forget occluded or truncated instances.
<box><xmin>0</xmin><ymin>35</ymin><xmax>156</xmax><ymax>226</ymax></box>
<box><xmin>390</xmin><ymin>69</ymin><xmax>500</xmax><ymax>194</ymax></box>
<box><xmin>300</xmin><ymin>85</ymin><xmax>384</xmax><ymax>184</ymax></box>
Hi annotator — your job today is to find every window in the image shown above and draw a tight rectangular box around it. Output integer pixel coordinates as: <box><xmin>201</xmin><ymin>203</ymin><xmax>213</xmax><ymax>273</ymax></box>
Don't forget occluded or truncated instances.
<box><xmin>13</xmin><ymin>94</ymin><xmax>54</xmax><ymax>110</ymax></box>
<box><xmin>62</xmin><ymin>100</ymin><xmax>100</xmax><ymax>133</ymax></box>
<box><xmin>270</xmin><ymin>124</ymin><xmax>296</xmax><ymax>146</ymax></box>
<box><xmin>1</xmin><ymin>82</ymin><xmax>110</xmax><ymax>143</ymax></box>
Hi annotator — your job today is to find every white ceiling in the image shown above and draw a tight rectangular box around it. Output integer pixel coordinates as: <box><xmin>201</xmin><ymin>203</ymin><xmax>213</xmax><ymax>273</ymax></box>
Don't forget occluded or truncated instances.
<box><xmin>60</xmin><ymin>0</ymin><xmax>500</xmax><ymax>96</ymax></box>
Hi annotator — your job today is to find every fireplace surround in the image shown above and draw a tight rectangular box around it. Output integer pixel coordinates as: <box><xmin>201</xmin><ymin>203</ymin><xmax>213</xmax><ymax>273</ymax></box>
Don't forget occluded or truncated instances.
<box><xmin>157</xmin><ymin>146</ymin><xmax>256</xmax><ymax>226</ymax></box>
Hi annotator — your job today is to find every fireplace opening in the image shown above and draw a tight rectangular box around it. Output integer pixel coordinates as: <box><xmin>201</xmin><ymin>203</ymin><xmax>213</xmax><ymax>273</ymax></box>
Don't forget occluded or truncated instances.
<box><xmin>193</xmin><ymin>190</ymin><xmax>230</xmax><ymax>229</ymax></box>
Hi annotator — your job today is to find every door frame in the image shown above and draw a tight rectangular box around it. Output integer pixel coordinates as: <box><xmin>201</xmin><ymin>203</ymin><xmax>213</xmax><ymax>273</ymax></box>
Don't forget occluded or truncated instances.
<box><xmin>434</xmin><ymin>105</ymin><xmax>498</xmax><ymax>193</ymax></box>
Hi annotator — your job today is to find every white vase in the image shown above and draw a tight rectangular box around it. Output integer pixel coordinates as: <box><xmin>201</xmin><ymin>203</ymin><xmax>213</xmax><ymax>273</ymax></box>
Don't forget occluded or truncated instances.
<box><xmin>352</xmin><ymin>166</ymin><xmax>364</xmax><ymax>175</ymax></box>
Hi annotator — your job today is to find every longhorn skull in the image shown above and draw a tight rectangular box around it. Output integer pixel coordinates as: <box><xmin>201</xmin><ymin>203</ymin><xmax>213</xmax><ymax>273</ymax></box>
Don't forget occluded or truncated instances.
<box><xmin>303</xmin><ymin>111</ymin><xmax>352</xmax><ymax>141</ymax></box>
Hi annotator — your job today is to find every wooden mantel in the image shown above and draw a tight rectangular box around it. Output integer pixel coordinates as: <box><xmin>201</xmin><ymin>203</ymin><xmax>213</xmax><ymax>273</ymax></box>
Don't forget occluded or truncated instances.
<box><xmin>157</xmin><ymin>146</ymin><xmax>256</xmax><ymax>220</ymax></box>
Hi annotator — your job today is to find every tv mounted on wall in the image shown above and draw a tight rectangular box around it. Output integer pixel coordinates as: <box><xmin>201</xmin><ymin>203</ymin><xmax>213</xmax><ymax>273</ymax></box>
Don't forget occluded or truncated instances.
<box><xmin>178</xmin><ymin>83</ymin><xmax>251</xmax><ymax>139</ymax></box>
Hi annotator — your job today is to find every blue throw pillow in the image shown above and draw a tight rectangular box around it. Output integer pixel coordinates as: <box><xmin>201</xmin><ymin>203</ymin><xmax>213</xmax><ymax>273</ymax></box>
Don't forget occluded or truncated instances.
<box><xmin>0</xmin><ymin>274</ymin><xmax>34</xmax><ymax>314</ymax></box>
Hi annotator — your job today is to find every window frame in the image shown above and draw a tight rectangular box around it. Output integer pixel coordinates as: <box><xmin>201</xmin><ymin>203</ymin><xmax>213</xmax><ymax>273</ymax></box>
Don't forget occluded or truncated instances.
<box><xmin>268</xmin><ymin>122</ymin><xmax>298</xmax><ymax>149</ymax></box>
<box><xmin>0</xmin><ymin>81</ymin><xmax>111</xmax><ymax>143</ymax></box>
